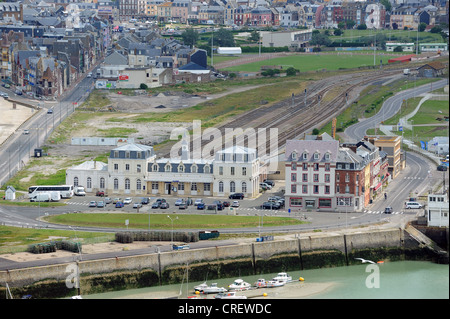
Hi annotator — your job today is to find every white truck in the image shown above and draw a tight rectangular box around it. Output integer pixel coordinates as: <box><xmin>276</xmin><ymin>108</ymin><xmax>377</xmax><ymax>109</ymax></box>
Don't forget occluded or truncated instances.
<box><xmin>30</xmin><ymin>193</ymin><xmax>51</xmax><ymax>202</ymax></box>
<box><xmin>50</xmin><ymin>191</ymin><xmax>61</xmax><ymax>202</ymax></box>
<box><xmin>74</xmin><ymin>186</ymin><xmax>86</xmax><ymax>196</ymax></box>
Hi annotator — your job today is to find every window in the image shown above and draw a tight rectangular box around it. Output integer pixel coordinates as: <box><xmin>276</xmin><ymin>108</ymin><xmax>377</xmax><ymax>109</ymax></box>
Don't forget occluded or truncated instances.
<box><xmin>126</xmin><ymin>151</ymin><xmax>130</xmax><ymax>158</ymax></box>
<box><xmin>291</xmin><ymin>184</ymin><xmax>297</xmax><ymax>193</ymax></box>
<box><xmin>137</xmin><ymin>164</ymin><xmax>141</xmax><ymax>173</ymax></box>
<box><xmin>325</xmin><ymin>185</ymin><xmax>330</xmax><ymax>194</ymax></box>
<box><xmin>100</xmin><ymin>177</ymin><xmax>105</xmax><ymax>189</ymax></box>
<box><xmin>325</xmin><ymin>163</ymin><xmax>330</xmax><ymax>171</ymax></box>
<box><xmin>325</xmin><ymin>153</ymin><xmax>330</xmax><ymax>161</ymax></box>
<box><xmin>336</xmin><ymin>174</ymin><xmax>340</xmax><ymax>182</ymax></box>
<box><xmin>231</xmin><ymin>167</ymin><xmax>235</xmax><ymax>175</ymax></box>
<box><xmin>319</xmin><ymin>198</ymin><xmax>332</xmax><ymax>208</ymax></box>
<box><xmin>165</xmin><ymin>164</ymin><xmax>171</xmax><ymax>172</ymax></box>
<box><xmin>314</xmin><ymin>152</ymin><xmax>319</xmax><ymax>160</ymax></box>
<box><xmin>74</xmin><ymin>177</ymin><xmax>79</xmax><ymax>186</ymax></box>
<box><xmin>179</xmin><ymin>182</ymin><xmax>184</xmax><ymax>191</ymax></box>
<box><xmin>219</xmin><ymin>181</ymin><xmax>224</xmax><ymax>193</ymax></box>
<box><xmin>302</xmin><ymin>152</ymin><xmax>308</xmax><ymax>160</ymax></box>
<box><xmin>125</xmin><ymin>164</ymin><xmax>130</xmax><ymax>171</ymax></box>
<box><xmin>204</xmin><ymin>183</ymin><xmax>210</xmax><ymax>191</ymax></box>
<box><xmin>87</xmin><ymin>177</ymin><xmax>92</xmax><ymax>189</ymax></box>
<box><xmin>314</xmin><ymin>163</ymin><xmax>319</xmax><ymax>171</ymax></box>
<box><xmin>291</xmin><ymin>151</ymin><xmax>297</xmax><ymax>160</ymax></box>
<box><xmin>242</xmin><ymin>167</ymin><xmax>246</xmax><ymax>176</ymax></box>
<box><xmin>230</xmin><ymin>181</ymin><xmax>236</xmax><ymax>192</ymax></box>
<box><xmin>204</xmin><ymin>165</ymin><xmax>210</xmax><ymax>174</ymax></box>
<box><xmin>291</xmin><ymin>173</ymin><xmax>297</xmax><ymax>182</ymax></box>
<box><xmin>290</xmin><ymin>198</ymin><xmax>302</xmax><ymax>207</ymax></box>
<box><xmin>302</xmin><ymin>185</ymin><xmax>308</xmax><ymax>194</ymax></box>
<box><xmin>313</xmin><ymin>185</ymin><xmax>319</xmax><ymax>194</ymax></box>
<box><xmin>191</xmin><ymin>165</ymin><xmax>197</xmax><ymax>173</ymax></box>
<box><xmin>137</xmin><ymin>152</ymin><xmax>142</xmax><ymax>159</ymax></box>
<box><xmin>114</xmin><ymin>163</ymin><xmax>119</xmax><ymax>171</ymax></box>
<box><xmin>345</xmin><ymin>174</ymin><xmax>350</xmax><ymax>182</ymax></box>
<box><xmin>152</xmin><ymin>182</ymin><xmax>158</xmax><ymax>190</ymax></box>
<box><xmin>242</xmin><ymin>182</ymin><xmax>247</xmax><ymax>193</ymax></box>
<box><xmin>292</xmin><ymin>162</ymin><xmax>297</xmax><ymax>170</ymax></box>
<box><xmin>244</xmin><ymin>154</ymin><xmax>249</xmax><ymax>162</ymax></box>
<box><xmin>125</xmin><ymin>178</ymin><xmax>130</xmax><ymax>190</ymax></box>
<box><xmin>303</xmin><ymin>163</ymin><xmax>307</xmax><ymax>170</ymax></box>
<box><xmin>325</xmin><ymin>174</ymin><xmax>330</xmax><ymax>182</ymax></box>
<box><xmin>219</xmin><ymin>166</ymin><xmax>223</xmax><ymax>175</ymax></box>
<box><xmin>345</xmin><ymin>185</ymin><xmax>350</xmax><ymax>193</ymax></box>
<box><xmin>114</xmin><ymin>151</ymin><xmax>119</xmax><ymax>158</ymax></box>
<box><xmin>302</xmin><ymin>173</ymin><xmax>308</xmax><ymax>182</ymax></box>
<box><xmin>136</xmin><ymin>179</ymin><xmax>141</xmax><ymax>190</ymax></box>
<box><xmin>313</xmin><ymin>174</ymin><xmax>319</xmax><ymax>182</ymax></box>
<box><xmin>191</xmin><ymin>183</ymin><xmax>197</xmax><ymax>191</ymax></box>
<box><xmin>152</xmin><ymin>164</ymin><xmax>158</xmax><ymax>172</ymax></box>
<box><xmin>114</xmin><ymin>178</ymin><xmax>119</xmax><ymax>190</ymax></box>
<box><xmin>178</xmin><ymin>164</ymin><xmax>184</xmax><ymax>173</ymax></box>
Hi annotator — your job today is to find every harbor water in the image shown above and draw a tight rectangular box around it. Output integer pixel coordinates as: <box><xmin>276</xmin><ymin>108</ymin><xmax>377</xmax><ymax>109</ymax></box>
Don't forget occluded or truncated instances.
<box><xmin>83</xmin><ymin>261</ymin><xmax>448</xmax><ymax>299</ymax></box>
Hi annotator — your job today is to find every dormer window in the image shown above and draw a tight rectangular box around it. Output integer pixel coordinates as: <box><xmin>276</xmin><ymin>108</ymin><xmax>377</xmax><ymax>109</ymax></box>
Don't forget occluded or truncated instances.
<box><xmin>291</xmin><ymin>151</ymin><xmax>297</xmax><ymax>161</ymax></box>
<box><xmin>165</xmin><ymin>163</ymin><xmax>172</xmax><ymax>172</ymax></box>
<box><xmin>302</xmin><ymin>152</ymin><xmax>308</xmax><ymax>160</ymax></box>
<box><xmin>178</xmin><ymin>163</ymin><xmax>184</xmax><ymax>173</ymax></box>
<box><xmin>314</xmin><ymin>152</ymin><xmax>320</xmax><ymax>160</ymax></box>
<box><xmin>325</xmin><ymin>152</ymin><xmax>331</xmax><ymax>161</ymax></box>
<box><xmin>191</xmin><ymin>164</ymin><xmax>197</xmax><ymax>173</ymax></box>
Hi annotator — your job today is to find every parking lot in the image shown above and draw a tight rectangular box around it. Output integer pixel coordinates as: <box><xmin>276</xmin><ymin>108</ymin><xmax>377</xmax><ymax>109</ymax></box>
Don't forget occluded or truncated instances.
<box><xmin>63</xmin><ymin>182</ymin><xmax>291</xmax><ymax>216</ymax></box>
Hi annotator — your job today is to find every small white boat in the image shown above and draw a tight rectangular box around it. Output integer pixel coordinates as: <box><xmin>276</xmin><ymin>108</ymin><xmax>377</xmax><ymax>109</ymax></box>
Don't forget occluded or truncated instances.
<box><xmin>254</xmin><ymin>278</ymin><xmax>267</xmax><ymax>288</ymax></box>
<box><xmin>215</xmin><ymin>291</ymin><xmax>247</xmax><ymax>299</ymax></box>
<box><xmin>201</xmin><ymin>283</ymin><xmax>228</xmax><ymax>294</ymax></box>
<box><xmin>193</xmin><ymin>282</ymin><xmax>208</xmax><ymax>292</ymax></box>
<box><xmin>228</xmin><ymin>279</ymin><xmax>251</xmax><ymax>291</ymax></box>
<box><xmin>272</xmin><ymin>272</ymin><xmax>292</xmax><ymax>283</ymax></box>
<box><xmin>266</xmin><ymin>280</ymin><xmax>285</xmax><ymax>288</ymax></box>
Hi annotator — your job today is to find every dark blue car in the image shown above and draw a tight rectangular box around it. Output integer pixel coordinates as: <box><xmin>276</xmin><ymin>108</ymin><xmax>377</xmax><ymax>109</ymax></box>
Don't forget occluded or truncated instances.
<box><xmin>197</xmin><ymin>203</ymin><xmax>205</xmax><ymax>210</ymax></box>
<box><xmin>115</xmin><ymin>201</ymin><xmax>124</xmax><ymax>208</ymax></box>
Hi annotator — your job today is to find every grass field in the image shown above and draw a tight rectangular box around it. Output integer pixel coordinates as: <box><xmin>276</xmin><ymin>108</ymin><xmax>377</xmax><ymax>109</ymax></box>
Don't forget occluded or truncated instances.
<box><xmin>44</xmin><ymin>213</ymin><xmax>306</xmax><ymax>230</ymax></box>
<box><xmin>222</xmin><ymin>53</ymin><xmax>397</xmax><ymax>73</ymax></box>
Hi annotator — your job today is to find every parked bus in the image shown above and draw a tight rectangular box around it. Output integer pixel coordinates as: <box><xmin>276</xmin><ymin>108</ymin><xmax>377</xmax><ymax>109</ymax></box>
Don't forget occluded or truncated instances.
<box><xmin>28</xmin><ymin>185</ymin><xmax>74</xmax><ymax>199</ymax></box>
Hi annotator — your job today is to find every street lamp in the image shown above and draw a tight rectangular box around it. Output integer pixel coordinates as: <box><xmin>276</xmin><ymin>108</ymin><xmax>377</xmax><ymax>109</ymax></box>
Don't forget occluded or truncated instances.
<box><xmin>167</xmin><ymin>215</ymin><xmax>178</xmax><ymax>248</ymax></box>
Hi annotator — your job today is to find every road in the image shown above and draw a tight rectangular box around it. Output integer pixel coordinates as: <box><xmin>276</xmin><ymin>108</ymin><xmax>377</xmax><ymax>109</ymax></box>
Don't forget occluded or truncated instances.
<box><xmin>0</xmin><ymin>70</ymin><xmax>98</xmax><ymax>188</ymax></box>
<box><xmin>344</xmin><ymin>78</ymin><xmax>448</xmax><ymax>142</ymax></box>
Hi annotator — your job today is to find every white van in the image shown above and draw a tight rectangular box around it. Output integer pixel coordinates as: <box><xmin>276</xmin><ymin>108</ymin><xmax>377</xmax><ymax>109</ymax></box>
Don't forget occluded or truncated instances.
<box><xmin>405</xmin><ymin>201</ymin><xmax>423</xmax><ymax>209</ymax></box>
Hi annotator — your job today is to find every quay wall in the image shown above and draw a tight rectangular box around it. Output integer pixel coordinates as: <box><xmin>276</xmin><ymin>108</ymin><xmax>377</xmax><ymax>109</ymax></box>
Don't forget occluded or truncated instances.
<box><xmin>0</xmin><ymin>227</ymin><xmax>429</xmax><ymax>298</ymax></box>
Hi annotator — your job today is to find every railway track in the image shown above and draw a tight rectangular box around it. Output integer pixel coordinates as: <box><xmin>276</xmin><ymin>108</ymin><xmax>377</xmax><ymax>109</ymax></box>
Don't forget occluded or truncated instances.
<box><xmin>160</xmin><ymin>68</ymin><xmax>404</xmax><ymax>159</ymax></box>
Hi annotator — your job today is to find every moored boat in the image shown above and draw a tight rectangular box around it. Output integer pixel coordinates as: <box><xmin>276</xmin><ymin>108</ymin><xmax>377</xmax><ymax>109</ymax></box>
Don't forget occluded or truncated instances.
<box><xmin>228</xmin><ymin>279</ymin><xmax>251</xmax><ymax>291</ymax></box>
<box><xmin>201</xmin><ymin>283</ymin><xmax>227</xmax><ymax>294</ymax></box>
<box><xmin>193</xmin><ymin>282</ymin><xmax>208</xmax><ymax>292</ymax></box>
<box><xmin>215</xmin><ymin>291</ymin><xmax>247</xmax><ymax>299</ymax></box>
<box><xmin>266</xmin><ymin>280</ymin><xmax>285</xmax><ymax>288</ymax></box>
<box><xmin>254</xmin><ymin>278</ymin><xmax>267</xmax><ymax>288</ymax></box>
<box><xmin>272</xmin><ymin>272</ymin><xmax>292</xmax><ymax>283</ymax></box>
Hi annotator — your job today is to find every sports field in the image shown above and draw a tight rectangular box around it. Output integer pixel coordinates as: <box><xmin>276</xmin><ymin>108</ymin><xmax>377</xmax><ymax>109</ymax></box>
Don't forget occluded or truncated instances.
<box><xmin>222</xmin><ymin>53</ymin><xmax>397</xmax><ymax>73</ymax></box>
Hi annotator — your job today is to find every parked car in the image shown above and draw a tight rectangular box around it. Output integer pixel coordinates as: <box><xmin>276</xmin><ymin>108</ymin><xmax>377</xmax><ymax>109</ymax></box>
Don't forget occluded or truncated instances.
<box><xmin>113</xmin><ymin>198</ymin><xmax>121</xmax><ymax>204</ymax></box>
<box><xmin>263</xmin><ymin>180</ymin><xmax>275</xmax><ymax>187</ymax></box>
<box><xmin>133</xmin><ymin>203</ymin><xmax>142</xmax><ymax>209</ymax></box>
<box><xmin>213</xmin><ymin>201</ymin><xmax>223</xmax><ymax>210</ymax></box>
<box><xmin>115</xmin><ymin>201</ymin><xmax>124</xmax><ymax>208</ymax></box>
<box><xmin>96</xmin><ymin>191</ymin><xmax>105</xmax><ymax>197</ymax></box>
<box><xmin>222</xmin><ymin>201</ymin><xmax>230</xmax><ymax>207</ymax></box>
<box><xmin>23</xmin><ymin>129</ymin><xmax>30</xmax><ymax>135</ymax></box>
<box><xmin>160</xmin><ymin>202</ymin><xmax>170</xmax><ymax>209</ymax></box>
<box><xmin>207</xmin><ymin>204</ymin><xmax>217</xmax><ymax>210</ymax></box>
<box><xmin>194</xmin><ymin>199</ymin><xmax>204</xmax><ymax>206</ymax></box>
<box><xmin>260</xmin><ymin>183</ymin><xmax>272</xmax><ymax>190</ymax></box>
<box><xmin>437</xmin><ymin>165</ymin><xmax>447</xmax><ymax>171</ymax></box>
<box><xmin>89</xmin><ymin>201</ymin><xmax>97</xmax><ymax>207</ymax></box>
<box><xmin>172</xmin><ymin>244</ymin><xmax>190</xmax><ymax>250</ymax></box>
<box><xmin>47</xmin><ymin>108</ymin><xmax>53</xmax><ymax>114</ymax></box>
<box><xmin>229</xmin><ymin>193</ymin><xmax>244</xmax><ymax>200</ymax></box>
<box><xmin>141</xmin><ymin>197</ymin><xmax>149</xmax><ymax>205</ymax></box>
<box><xmin>261</xmin><ymin>201</ymin><xmax>280</xmax><ymax>209</ymax></box>
<box><xmin>179</xmin><ymin>202</ymin><xmax>187</xmax><ymax>209</ymax></box>
<box><xmin>231</xmin><ymin>201</ymin><xmax>240</xmax><ymax>207</ymax></box>
<box><xmin>97</xmin><ymin>201</ymin><xmax>105</xmax><ymax>208</ymax></box>
<box><xmin>104</xmin><ymin>197</ymin><xmax>112</xmax><ymax>204</ymax></box>
<box><xmin>197</xmin><ymin>203</ymin><xmax>205</xmax><ymax>210</ymax></box>
<box><xmin>175</xmin><ymin>198</ymin><xmax>184</xmax><ymax>206</ymax></box>
<box><xmin>384</xmin><ymin>207</ymin><xmax>393</xmax><ymax>214</ymax></box>
<box><xmin>123</xmin><ymin>197</ymin><xmax>132</xmax><ymax>204</ymax></box>
<box><xmin>152</xmin><ymin>201</ymin><xmax>161</xmax><ymax>209</ymax></box>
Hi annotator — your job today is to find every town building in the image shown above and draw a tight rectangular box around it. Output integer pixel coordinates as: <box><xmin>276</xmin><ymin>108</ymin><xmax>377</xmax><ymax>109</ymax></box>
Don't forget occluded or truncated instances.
<box><xmin>427</xmin><ymin>194</ymin><xmax>449</xmax><ymax>227</ymax></box>
<box><xmin>66</xmin><ymin>142</ymin><xmax>261</xmax><ymax>199</ymax></box>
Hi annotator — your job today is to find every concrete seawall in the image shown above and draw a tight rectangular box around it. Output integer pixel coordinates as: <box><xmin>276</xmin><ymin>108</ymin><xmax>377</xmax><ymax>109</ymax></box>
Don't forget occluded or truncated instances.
<box><xmin>1</xmin><ymin>228</ymin><xmax>410</xmax><ymax>290</ymax></box>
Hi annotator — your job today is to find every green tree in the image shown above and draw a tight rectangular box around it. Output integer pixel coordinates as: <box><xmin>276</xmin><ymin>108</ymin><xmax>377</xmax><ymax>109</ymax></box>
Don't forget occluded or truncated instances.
<box><xmin>286</xmin><ymin>67</ymin><xmax>299</xmax><ymax>76</ymax></box>
<box><xmin>181</xmin><ymin>28</ymin><xmax>199</xmax><ymax>47</ymax></box>
<box><xmin>380</xmin><ymin>0</ymin><xmax>392</xmax><ymax>12</ymax></box>
<box><xmin>419</xmin><ymin>22</ymin><xmax>427</xmax><ymax>32</ymax></box>
<box><xmin>334</xmin><ymin>28</ymin><xmax>343</xmax><ymax>36</ymax></box>
<box><xmin>310</xmin><ymin>32</ymin><xmax>331</xmax><ymax>46</ymax></box>
<box><xmin>357</xmin><ymin>24</ymin><xmax>367</xmax><ymax>30</ymax></box>
<box><xmin>345</xmin><ymin>20</ymin><xmax>356</xmax><ymax>30</ymax></box>
<box><xmin>212</xmin><ymin>28</ymin><xmax>235</xmax><ymax>47</ymax></box>
<box><xmin>248</xmin><ymin>30</ymin><xmax>260</xmax><ymax>42</ymax></box>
